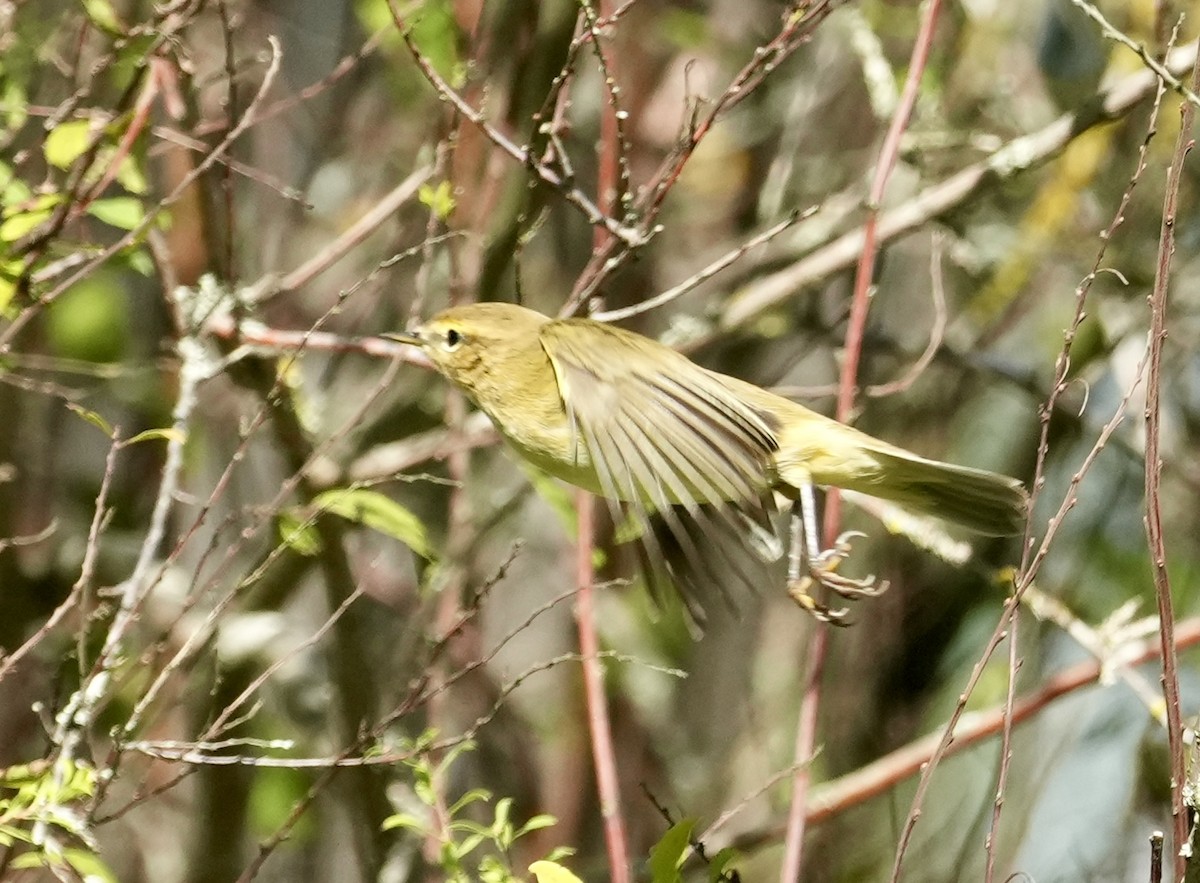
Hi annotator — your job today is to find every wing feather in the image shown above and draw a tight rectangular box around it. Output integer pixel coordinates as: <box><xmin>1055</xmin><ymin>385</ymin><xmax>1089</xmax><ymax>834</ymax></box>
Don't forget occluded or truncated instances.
<box><xmin>540</xmin><ymin>320</ymin><xmax>783</xmax><ymax>620</ymax></box>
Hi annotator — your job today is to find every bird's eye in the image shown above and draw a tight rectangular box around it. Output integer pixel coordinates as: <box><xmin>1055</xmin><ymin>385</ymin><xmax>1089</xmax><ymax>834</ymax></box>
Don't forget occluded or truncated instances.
<box><xmin>445</xmin><ymin>328</ymin><xmax>462</xmax><ymax>349</ymax></box>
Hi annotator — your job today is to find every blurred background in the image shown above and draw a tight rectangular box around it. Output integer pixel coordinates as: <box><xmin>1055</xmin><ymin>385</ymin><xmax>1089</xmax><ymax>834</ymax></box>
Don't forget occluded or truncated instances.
<box><xmin>2</xmin><ymin>0</ymin><xmax>1199</xmax><ymax>880</ymax></box>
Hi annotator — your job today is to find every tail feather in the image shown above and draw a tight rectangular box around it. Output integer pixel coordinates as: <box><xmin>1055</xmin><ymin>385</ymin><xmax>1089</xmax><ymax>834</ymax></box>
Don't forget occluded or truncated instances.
<box><xmin>843</xmin><ymin>447</ymin><xmax>1028</xmax><ymax>536</ymax></box>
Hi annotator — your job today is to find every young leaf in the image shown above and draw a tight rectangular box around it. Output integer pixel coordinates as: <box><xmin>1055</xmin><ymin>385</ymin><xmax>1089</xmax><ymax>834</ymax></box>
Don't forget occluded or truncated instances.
<box><xmin>0</xmin><ymin>194</ymin><xmax>62</xmax><ymax>242</ymax></box>
<box><xmin>528</xmin><ymin>860</ymin><xmax>586</xmax><ymax>883</ymax></box>
<box><xmin>516</xmin><ymin>814</ymin><xmax>558</xmax><ymax>837</ymax></box>
<box><xmin>0</xmin><ymin>275</ymin><xmax>14</xmax><ymax>316</ymax></box>
<box><xmin>708</xmin><ymin>846</ymin><xmax>739</xmax><ymax>882</ymax></box>
<box><xmin>83</xmin><ymin>0</ymin><xmax>124</xmax><ymax>34</ymax></box>
<box><xmin>491</xmin><ymin>796</ymin><xmax>512</xmax><ymax>837</ymax></box>
<box><xmin>382</xmin><ymin>812</ymin><xmax>430</xmax><ymax>834</ymax></box>
<box><xmin>278</xmin><ymin>511</ymin><xmax>321</xmax><ymax>556</ymax></box>
<box><xmin>448</xmin><ymin>787</ymin><xmax>491</xmax><ymax>816</ymax></box>
<box><xmin>66</xmin><ymin>403</ymin><xmax>114</xmax><ymax>438</ymax></box>
<box><xmin>62</xmin><ymin>847</ymin><xmax>119</xmax><ymax>883</ymax></box>
<box><xmin>124</xmin><ymin>427</ymin><xmax>185</xmax><ymax>446</ymax></box>
<box><xmin>44</xmin><ymin>120</ymin><xmax>98</xmax><ymax>169</ymax></box>
<box><xmin>87</xmin><ymin>196</ymin><xmax>145</xmax><ymax>230</ymax></box>
<box><xmin>648</xmin><ymin>819</ymin><xmax>695</xmax><ymax>883</ymax></box>
<box><xmin>419</xmin><ymin>180</ymin><xmax>456</xmax><ymax>220</ymax></box>
<box><xmin>314</xmin><ymin>488</ymin><xmax>434</xmax><ymax>559</ymax></box>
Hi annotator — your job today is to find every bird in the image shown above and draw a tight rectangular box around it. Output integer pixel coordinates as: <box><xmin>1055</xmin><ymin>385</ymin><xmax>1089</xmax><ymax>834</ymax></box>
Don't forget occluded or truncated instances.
<box><xmin>387</xmin><ymin>302</ymin><xmax>1027</xmax><ymax>625</ymax></box>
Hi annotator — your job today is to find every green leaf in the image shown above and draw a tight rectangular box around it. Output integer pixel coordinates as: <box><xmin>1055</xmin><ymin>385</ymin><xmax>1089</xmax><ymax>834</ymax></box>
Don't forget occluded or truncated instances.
<box><xmin>83</xmin><ymin>0</ymin><xmax>124</xmax><ymax>34</ymax></box>
<box><xmin>477</xmin><ymin>856</ymin><xmax>509</xmax><ymax>883</ymax></box>
<box><xmin>126</xmin><ymin>248</ymin><xmax>154</xmax><ymax>276</ymax></box>
<box><xmin>0</xmin><ymin>194</ymin><xmax>61</xmax><ymax>242</ymax></box>
<box><xmin>544</xmin><ymin>845</ymin><xmax>575</xmax><ymax>863</ymax></box>
<box><xmin>382</xmin><ymin>811</ymin><xmax>429</xmax><ymax>833</ymax></box>
<box><xmin>125</xmin><ymin>427</ymin><xmax>185</xmax><ymax>446</ymax></box>
<box><xmin>2</xmin><ymin>82</ymin><xmax>28</xmax><ymax>134</ymax></box>
<box><xmin>314</xmin><ymin>488</ymin><xmax>434</xmax><ymax>559</ymax></box>
<box><xmin>0</xmin><ymin>275</ymin><xmax>14</xmax><ymax>316</ymax></box>
<box><xmin>45</xmin><ymin>119</ymin><xmax>98</xmax><ymax>169</ymax></box>
<box><xmin>454</xmin><ymin>832</ymin><xmax>485</xmax><ymax>858</ymax></box>
<box><xmin>648</xmin><ymin>819</ymin><xmax>695</xmax><ymax>883</ymax></box>
<box><xmin>62</xmin><ymin>761</ymin><xmax>98</xmax><ymax>800</ymax></box>
<box><xmin>516</xmin><ymin>814</ymin><xmax>557</xmax><ymax>837</ymax></box>
<box><xmin>419</xmin><ymin>180</ymin><xmax>456</xmax><ymax>220</ymax></box>
<box><xmin>62</xmin><ymin>847</ymin><xmax>118</xmax><ymax>883</ymax></box>
<box><xmin>414</xmin><ymin>775</ymin><xmax>436</xmax><ymax>807</ymax></box>
<box><xmin>114</xmin><ymin>154</ymin><xmax>149</xmax><ymax>195</ymax></box>
<box><xmin>409</xmin><ymin>1</ymin><xmax>461</xmax><ymax>84</ymax></box>
<box><xmin>87</xmin><ymin>196</ymin><xmax>144</xmax><ymax>230</ymax></box>
<box><xmin>278</xmin><ymin>511</ymin><xmax>321</xmax><ymax>556</ymax></box>
<box><xmin>492</xmin><ymin>796</ymin><xmax>512</xmax><ymax>836</ymax></box>
<box><xmin>0</xmin><ymin>209</ymin><xmax>50</xmax><ymax>242</ymax></box>
<box><xmin>0</xmin><ymin>762</ymin><xmax>47</xmax><ymax>788</ymax></box>
<box><xmin>66</xmin><ymin>403</ymin><xmax>114</xmax><ymax>438</ymax></box>
<box><xmin>0</xmin><ymin>161</ymin><xmax>33</xmax><ymax>204</ymax></box>
<box><xmin>708</xmin><ymin>847</ymin><xmax>738</xmax><ymax>882</ymax></box>
<box><xmin>529</xmin><ymin>860</ymin><xmax>586</xmax><ymax>883</ymax></box>
<box><xmin>448</xmin><ymin>787</ymin><xmax>490</xmax><ymax>816</ymax></box>
<box><xmin>448</xmin><ymin>819</ymin><xmax>488</xmax><ymax>836</ymax></box>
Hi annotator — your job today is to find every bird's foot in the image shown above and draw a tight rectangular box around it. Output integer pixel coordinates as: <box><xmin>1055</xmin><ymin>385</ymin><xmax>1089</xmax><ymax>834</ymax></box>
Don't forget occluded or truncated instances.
<box><xmin>787</xmin><ymin>531</ymin><xmax>889</xmax><ymax>626</ymax></box>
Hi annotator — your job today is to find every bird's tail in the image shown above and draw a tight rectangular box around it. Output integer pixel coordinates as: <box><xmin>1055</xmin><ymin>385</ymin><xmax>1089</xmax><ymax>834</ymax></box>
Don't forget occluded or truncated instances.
<box><xmin>842</xmin><ymin>444</ymin><xmax>1028</xmax><ymax>536</ymax></box>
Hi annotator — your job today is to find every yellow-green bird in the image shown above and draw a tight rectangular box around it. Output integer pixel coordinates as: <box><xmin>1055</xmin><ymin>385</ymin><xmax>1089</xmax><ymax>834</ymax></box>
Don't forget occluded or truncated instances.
<box><xmin>389</xmin><ymin>302</ymin><xmax>1027</xmax><ymax>623</ymax></box>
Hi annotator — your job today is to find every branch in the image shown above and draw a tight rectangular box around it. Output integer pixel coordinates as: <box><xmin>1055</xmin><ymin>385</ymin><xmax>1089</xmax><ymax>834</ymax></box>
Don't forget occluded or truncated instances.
<box><xmin>716</xmin><ymin>40</ymin><xmax>1200</xmax><ymax>335</ymax></box>
<box><xmin>1143</xmin><ymin>38</ymin><xmax>1200</xmax><ymax>882</ymax></box>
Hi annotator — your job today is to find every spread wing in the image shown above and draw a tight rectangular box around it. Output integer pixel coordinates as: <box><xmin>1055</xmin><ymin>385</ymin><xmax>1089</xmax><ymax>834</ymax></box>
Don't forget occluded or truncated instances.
<box><xmin>540</xmin><ymin>319</ymin><xmax>783</xmax><ymax>618</ymax></box>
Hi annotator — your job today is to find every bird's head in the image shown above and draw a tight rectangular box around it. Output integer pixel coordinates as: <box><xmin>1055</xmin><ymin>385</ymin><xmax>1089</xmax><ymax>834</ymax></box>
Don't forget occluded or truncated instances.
<box><xmin>386</xmin><ymin>302</ymin><xmax>552</xmax><ymax>394</ymax></box>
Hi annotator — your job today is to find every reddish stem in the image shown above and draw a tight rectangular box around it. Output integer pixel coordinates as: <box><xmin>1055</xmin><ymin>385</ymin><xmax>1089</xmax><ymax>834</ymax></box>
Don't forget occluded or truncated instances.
<box><xmin>781</xmin><ymin>3</ymin><xmax>943</xmax><ymax>880</ymax></box>
<box><xmin>1145</xmin><ymin>47</ymin><xmax>1200</xmax><ymax>882</ymax></box>
<box><xmin>574</xmin><ymin>492</ymin><xmax>630</xmax><ymax>882</ymax></box>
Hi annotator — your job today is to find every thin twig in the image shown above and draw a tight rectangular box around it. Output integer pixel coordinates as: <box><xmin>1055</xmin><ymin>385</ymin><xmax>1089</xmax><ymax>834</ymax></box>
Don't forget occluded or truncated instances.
<box><xmin>274</xmin><ymin>165</ymin><xmax>433</xmax><ymax>295</ymax></box>
<box><xmin>32</xmin><ymin>282</ymin><xmax>207</xmax><ymax>849</ymax></box>
<box><xmin>781</xmin><ymin>2</ymin><xmax>942</xmax><ymax>879</ymax></box>
<box><xmin>724</xmin><ymin>617</ymin><xmax>1200</xmax><ymax>853</ymax></box>
<box><xmin>576</xmin><ymin>3</ymin><xmax>632</xmax><ymax>874</ymax></box>
<box><xmin>1143</xmin><ymin>36</ymin><xmax>1200</xmax><ymax>881</ymax></box>
<box><xmin>384</xmin><ymin>0</ymin><xmax>640</xmax><ymax>248</ymax></box>
<box><xmin>575</xmin><ymin>492</ymin><xmax>631</xmax><ymax>882</ymax></box>
<box><xmin>1067</xmin><ymin>0</ymin><xmax>1200</xmax><ymax>108</ymax></box>
<box><xmin>889</xmin><ymin>338</ymin><xmax>1151</xmax><ymax>879</ymax></box>
<box><xmin>0</xmin><ymin>36</ymin><xmax>284</xmax><ymax>351</ymax></box>
<box><xmin>864</xmin><ymin>235</ymin><xmax>948</xmax><ymax>398</ymax></box>
<box><xmin>983</xmin><ymin>604</ymin><xmax>1020</xmax><ymax>883</ymax></box>
<box><xmin>890</xmin><ymin>43</ymin><xmax>1169</xmax><ymax>879</ymax></box>
<box><xmin>716</xmin><ymin>41</ymin><xmax>1200</xmax><ymax>336</ymax></box>
<box><xmin>567</xmin><ymin>0</ymin><xmax>842</xmax><ymax>310</ymax></box>
<box><xmin>119</xmin><ymin>651</ymin><xmax>682</xmax><ymax>768</ymax></box>
<box><xmin>0</xmin><ymin>442</ymin><xmax>118</xmax><ymax>686</ymax></box>
<box><xmin>590</xmin><ymin>210</ymin><xmax>807</xmax><ymax>323</ymax></box>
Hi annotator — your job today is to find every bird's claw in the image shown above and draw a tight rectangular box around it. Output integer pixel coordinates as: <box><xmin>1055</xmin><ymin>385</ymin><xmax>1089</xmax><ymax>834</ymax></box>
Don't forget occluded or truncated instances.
<box><xmin>787</xmin><ymin>531</ymin><xmax>889</xmax><ymax>625</ymax></box>
<box><xmin>787</xmin><ymin>579</ymin><xmax>851</xmax><ymax>626</ymax></box>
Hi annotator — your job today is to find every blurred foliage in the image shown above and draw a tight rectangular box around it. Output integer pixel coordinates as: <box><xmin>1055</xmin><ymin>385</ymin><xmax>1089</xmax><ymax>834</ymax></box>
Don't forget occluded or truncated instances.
<box><xmin>0</xmin><ymin>759</ymin><xmax>117</xmax><ymax>882</ymax></box>
<box><xmin>383</xmin><ymin>735</ymin><xmax>574</xmax><ymax>882</ymax></box>
<box><xmin>0</xmin><ymin>0</ymin><xmax>1199</xmax><ymax>881</ymax></box>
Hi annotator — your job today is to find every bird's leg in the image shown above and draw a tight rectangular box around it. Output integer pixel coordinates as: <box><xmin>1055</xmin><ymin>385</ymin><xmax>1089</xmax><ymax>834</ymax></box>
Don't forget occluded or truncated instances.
<box><xmin>786</xmin><ymin>480</ymin><xmax>888</xmax><ymax>625</ymax></box>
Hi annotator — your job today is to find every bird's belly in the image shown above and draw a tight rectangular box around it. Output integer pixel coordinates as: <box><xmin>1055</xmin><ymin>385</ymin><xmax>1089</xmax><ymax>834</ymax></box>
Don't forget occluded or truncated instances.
<box><xmin>497</xmin><ymin>423</ymin><xmax>608</xmax><ymax>497</ymax></box>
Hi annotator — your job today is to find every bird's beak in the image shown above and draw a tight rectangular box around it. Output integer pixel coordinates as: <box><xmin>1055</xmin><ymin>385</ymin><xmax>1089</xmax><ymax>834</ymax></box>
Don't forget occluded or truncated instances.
<box><xmin>382</xmin><ymin>329</ymin><xmax>424</xmax><ymax>347</ymax></box>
